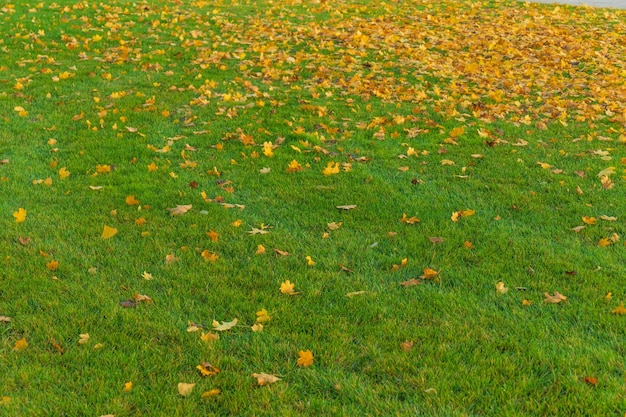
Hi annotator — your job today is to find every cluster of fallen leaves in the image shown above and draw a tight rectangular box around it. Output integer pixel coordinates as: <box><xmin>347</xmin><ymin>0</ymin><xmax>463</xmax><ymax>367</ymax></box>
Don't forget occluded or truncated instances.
<box><xmin>2</xmin><ymin>0</ymin><xmax>625</xmax><ymax>411</ymax></box>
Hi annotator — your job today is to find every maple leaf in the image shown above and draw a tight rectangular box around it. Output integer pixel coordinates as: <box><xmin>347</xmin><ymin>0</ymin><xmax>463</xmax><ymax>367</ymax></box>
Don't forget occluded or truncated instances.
<box><xmin>212</xmin><ymin>318</ymin><xmax>238</xmax><ymax>331</ymax></box>
<box><xmin>252</xmin><ymin>373</ymin><xmax>281</xmax><ymax>386</ymax></box>
<box><xmin>280</xmin><ymin>280</ymin><xmax>299</xmax><ymax>295</ymax></box>
<box><xmin>58</xmin><ymin>167</ymin><xmax>70</xmax><ymax>179</ymax></box>
<box><xmin>323</xmin><ymin>162</ymin><xmax>340</xmax><ymax>175</ymax></box>
<box><xmin>101</xmin><ymin>225</ymin><xmax>118</xmax><ymax>239</ymax></box>
<box><xmin>13</xmin><ymin>208</ymin><xmax>26</xmax><ymax>223</ymax></box>
<box><xmin>178</xmin><ymin>383</ymin><xmax>195</xmax><ymax>397</ymax></box>
<box><xmin>13</xmin><ymin>337</ymin><xmax>28</xmax><ymax>352</ymax></box>
<box><xmin>544</xmin><ymin>292</ymin><xmax>567</xmax><ymax>304</ymax></box>
<box><xmin>420</xmin><ymin>268</ymin><xmax>439</xmax><ymax>280</ymax></box>
<box><xmin>125</xmin><ymin>195</ymin><xmax>140</xmax><ymax>205</ymax></box>
<box><xmin>597</xmin><ymin>238</ymin><xmax>612</xmax><ymax>247</ymax></box>
<box><xmin>297</xmin><ymin>350</ymin><xmax>314</xmax><ymax>367</ymax></box>
<box><xmin>611</xmin><ymin>305</ymin><xmax>626</xmax><ymax>315</ymax></box>
<box><xmin>262</xmin><ymin>141</ymin><xmax>274</xmax><ymax>157</ymax></box>
<box><xmin>168</xmin><ymin>204</ymin><xmax>192</xmax><ymax>216</ymax></box>
<box><xmin>201</xmin><ymin>250</ymin><xmax>218</xmax><ymax>262</ymax></box>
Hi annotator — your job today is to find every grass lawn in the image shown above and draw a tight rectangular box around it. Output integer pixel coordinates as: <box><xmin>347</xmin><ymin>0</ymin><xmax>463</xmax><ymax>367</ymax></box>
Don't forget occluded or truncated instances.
<box><xmin>1</xmin><ymin>0</ymin><xmax>625</xmax><ymax>415</ymax></box>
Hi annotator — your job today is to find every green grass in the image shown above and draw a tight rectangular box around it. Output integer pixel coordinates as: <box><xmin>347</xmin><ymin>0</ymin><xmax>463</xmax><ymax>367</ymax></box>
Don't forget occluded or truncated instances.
<box><xmin>1</xmin><ymin>0</ymin><xmax>625</xmax><ymax>415</ymax></box>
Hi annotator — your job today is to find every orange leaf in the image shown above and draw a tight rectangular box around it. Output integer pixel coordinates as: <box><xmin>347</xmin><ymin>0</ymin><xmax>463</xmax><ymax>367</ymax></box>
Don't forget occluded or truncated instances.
<box><xmin>597</xmin><ymin>238</ymin><xmax>612</xmax><ymax>247</ymax></box>
<box><xmin>206</xmin><ymin>230</ymin><xmax>219</xmax><ymax>242</ymax></box>
<box><xmin>611</xmin><ymin>305</ymin><xmax>626</xmax><ymax>315</ymax></box>
<box><xmin>125</xmin><ymin>195</ymin><xmax>140</xmax><ymax>205</ymax></box>
<box><xmin>46</xmin><ymin>260</ymin><xmax>59</xmax><ymax>271</ymax></box>
<box><xmin>13</xmin><ymin>337</ymin><xmax>28</xmax><ymax>351</ymax></box>
<box><xmin>297</xmin><ymin>350</ymin><xmax>314</xmax><ymax>367</ymax></box>
<box><xmin>101</xmin><ymin>225</ymin><xmax>118</xmax><ymax>239</ymax></box>
<box><xmin>582</xmin><ymin>216</ymin><xmax>596</xmax><ymax>225</ymax></box>
<box><xmin>420</xmin><ymin>268</ymin><xmax>439</xmax><ymax>279</ymax></box>
<box><xmin>201</xmin><ymin>250</ymin><xmax>218</xmax><ymax>262</ymax></box>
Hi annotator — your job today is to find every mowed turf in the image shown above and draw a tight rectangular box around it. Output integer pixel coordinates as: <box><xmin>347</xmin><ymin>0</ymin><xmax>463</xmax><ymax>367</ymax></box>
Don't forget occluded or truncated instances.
<box><xmin>1</xmin><ymin>0</ymin><xmax>625</xmax><ymax>415</ymax></box>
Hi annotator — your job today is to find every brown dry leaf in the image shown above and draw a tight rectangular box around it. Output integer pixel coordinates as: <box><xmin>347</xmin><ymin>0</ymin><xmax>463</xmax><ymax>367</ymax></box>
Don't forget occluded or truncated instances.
<box><xmin>132</xmin><ymin>293</ymin><xmax>153</xmax><ymax>304</ymax></box>
<box><xmin>339</xmin><ymin>264</ymin><xmax>354</xmax><ymax>273</ymax></box>
<box><xmin>165</xmin><ymin>254</ymin><xmax>180</xmax><ymax>264</ymax></box>
<box><xmin>46</xmin><ymin>260</ymin><xmax>60</xmax><ymax>271</ymax></box>
<box><xmin>119</xmin><ymin>300</ymin><xmax>137</xmax><ymax>308</ymax></box>
<box><xmin>178</xmin><ymin>383</ymin><xmax>196</xmax><ymax>397</ymax></box>
<box><xmin>544</xmin><ymin>292</ymin><xmax>567</xmax><ymax>304</ymax></box>
<box><xmin>571</xmin><ymin>225</ymin><xmax>586</xmax><ymax>233</ymax></box>
<box><xmin>327</xmin><ymin>222</ymin><xmax>342</xmax><ymax>230</ymax></box>
<box><xmin>252</xmin><ymin>373</ymin><xmax>281</xmax><ymax>386</ymax></box>
<box><xmin>428</xmin><ymin>237</ymin><xmax>445</xmax><ymax>244</ymax></box>
<box><xmin>167</xmin><ymin>204</ymin><xmax>192</xmax><ymax>216</ymax></box>
<box><xmin>400</xmin><ymin>278</ymin><xmax>421</xmax><ymax>287</ymax></box>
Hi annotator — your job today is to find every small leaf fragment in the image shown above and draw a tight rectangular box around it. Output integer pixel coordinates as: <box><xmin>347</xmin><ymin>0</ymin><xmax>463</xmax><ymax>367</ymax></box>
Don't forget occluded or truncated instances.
<box><xmin>400</xmin><ymin>278</ymin><xmax>421</xmax><ymax>287</ymax></box>
<box><xmin>178</xmin><ymin>383</ymin><xmax>195</xmax><ymax>397</ymax></box>
<box><xmin>252</xmin><ymin>373</ymin><xmax>281</xmax><ymax>386</ymax></box>
<box><xmin>336</xmin><ymin>204</ymin><xmax>357</xmax><ymax>210</ymax></box>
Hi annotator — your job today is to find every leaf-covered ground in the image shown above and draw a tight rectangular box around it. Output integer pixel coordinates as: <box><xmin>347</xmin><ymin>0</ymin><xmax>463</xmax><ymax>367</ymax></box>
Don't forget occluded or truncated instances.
<box><xmin>1</xmin><ymin>0</ymin><xmax>625</xmax><ymax>415</ymax></box>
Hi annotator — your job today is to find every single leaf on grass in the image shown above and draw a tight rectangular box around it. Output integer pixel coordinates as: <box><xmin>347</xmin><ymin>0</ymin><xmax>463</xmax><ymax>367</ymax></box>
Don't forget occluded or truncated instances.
<box><xmin>202</xmin><ymin>389</ymin><xmax>221</xmax><ymax>398</ymax></box>
<box><xmin>391</xmin><ymin>258</ymin><xmax>408</xmax><ymax>271</ymax></box>
<box><xmin>280</xmin><ymin>280</ymin><xmax>299</xmax><ymax>295</ymax></box>
<box><xmin>141</xmin><ymin>271</ymin><xmax>153</xmax><ymax>280</ymax></box>
<box><xmin>599</xmin><ymin>215</ymin><xmax>617</xmax><ymax>221</ymax></box>
<box><xmin>58</xmin><ymin>167</ymin><xmax>70</xmax><ymax>179</ymax></box>
<box><xmin>323</xmin><ymin>162</ymin><xmax>340</xmax><ymax>175</ymax></box>
<box><xmin>125</xmin><ymin>195</ymin><xmax>140</xmax><ymax>205</ymax></box>
<box><xmin>597</xmin><ymin>238</ymin><xmax>612</xmax><ymax>247</ymax></box>
<box><xmin>0</xmin><ymin>316</ymin><xmax>11</xmax><ymax>323</ymax></box>
<box><xmin>168</xmin><ymin>204</ymin><xmax>192</xmax><ymax>216</ymax></box>
<box><xmin>274</xmin><ymin>248</ymin><xmax>289</xmax><ymax>256</ymax></box>
<box><xmin>123</xmin><ymin>382</ymin><xmax>133</xmax><ymax>392</ymax></box>
<box><xmin>178</xmin><ymin>383</ymin><xmax>195</xmax><ymax>397</ymax></box>
<box><xmin>306</xmin><ymin>256</ymin><xmax>316</xmax><ymax>266</ymax></box>
<box><xmin>247</xmin><ymin>227</ymin><xmax>269</xmax><ymax>235</ymax></box>
<box><xmin>212</xmin><ymin>318</ymin><xmax>238</xmax><ymax>331</ymax></box>
<box><xmin>206</xmin><ymin>230</ymin><xmax>219</xmax><ymax>242</ymax></box>
<box><xmin>572</xmin><ymin>225</ymin><xmax>586</xmax><ymax>233</ymax></box>
<box><xmin>101</xmin><ymin>225</ymin><xmax>117</xmax><ymax>239</ymax></box>
<box><xmin>252</xmin><ymin>373</ymin><xmax>281</xmax><ymax>386</ymax></box>
<box><xmin>119</xmin><ymin>299</ymin><xmax>137</xmax><ymax>308</ymax></box>
<box><xmin>46</xmin><ymin>260</ymin><xmax>59</xmax><ymax>271</ymax></box>
<box><xmin>1</xmin><ymin>397</ymin><xmax>10</xmax><ymax>405</ymax></box>
<box><xmin>13</xmin><ymin>337</ymin><xmax>28</xmax><ymax>351</ymax></box>
<box><xmin>400</xmin><ymin>213</ymin><xmax>420</xmax><ymax>224</ymax></box>
<box><xmin>346</xmin><ymin>291</ymin><xmax>367</xmax><ymax>298</ymax></box>
<box><xmin>522</xmin><ymin>299</ymin><xmax>532</xmax><ymax>306</ymax></box>
<box><xmin>256</xmin><ymin>309</ymin><xmax>271</xmax><ymax>323</ymax></box>
<box><xmin>255</xmin><ymin>244</ymin><xmax>266</xmax><ymax>255</ymax></box>
<box><xmin>327</xmin><ymin>222</ymin><xmax>342</xmax><ymax>230</ymax></box>
<box><xmin>336</xmin><ymin>204</ymin><xmax>357</xmax><ymax>210</ymax></box>
<box><xmin>201</xmin><ymin>250</ymin><xmax>218</xmax><ymax>262</ymax></box>
<box><xmin>582</xmin><ymin>216</ymin><xmax>596</xmax><ymax>225</ymax></box>
<box><xmin>597</xmin><ymin>167</ymin><xmax>615</xmax><ymax>177</ymax></box>
<box><xmin>401</xmin><ymin>341</ymin><xmax>414</xmax><ymax>351</ymax></box>
<box><xmin>165</xmin><ymin>254</ymin><xmax>179</xmax><ymax>264</ymax></box>
<box><xmin>451</xmin><ymin>209</ymin><xmax>475</xmax><ymax>222</ymax></box>
<box><xmin>200</xmin><ymin>332</ymin><xmax>219</xmax><ymax>342</ymax></box>
<box><xmin>400</xmin><ymin>278</ymin><xmax>421</xmax><ymax>287</ymax></box>
<box><xmin>197</xmin><ymin>362</ymin><xmax>220</xmax><ymax>377</ymax></box>
<box><xmin>133</xmin><ymin>293</ymin><xmax>152</xmax><ymax>304</ymax></box>
<box><xmin>13</xmin><ymin>208</ymin><xmax>26</xmax><ymax>223</ymax></box>
<box><xmin>297</xmin><ymin>350</ymin><xmax>314</xmax><ymax>367</ymax></box>
<box><xmin>78</xmin><ymin>333</ymin><xmax>90</xmax><ymax>344</ymax></box>
<box><xmin>251</xmin><ymin>323</ymin><xmax>264</xmax><ymax>332</ymax></box>
<box><xmin>496</xmin><ymin>282</ymin><xmax>508</xmax><ymax>294</ymax></box>
<box><xmin>611</xmin><ymin>305</ymin><xmax>626</xmax><ymax>315</ymax></box>
<box><xmin>420</xmin><ymin>268</ymin><xmax>439</xmax><ymax>279</ymax></box>
<box><xmin>428</xmin><ymin>237</ymin><xmax>444</xmax><ymax>244</ymax></box>
<box><xmin>544</xmin><ymin>292</ymin><xmax>567</xmax><ymax>304</ymax></box>
<box><xmin>583</xmin><ymin>376</ymin><xmax>598</xmax><ymax>386</ymax></box>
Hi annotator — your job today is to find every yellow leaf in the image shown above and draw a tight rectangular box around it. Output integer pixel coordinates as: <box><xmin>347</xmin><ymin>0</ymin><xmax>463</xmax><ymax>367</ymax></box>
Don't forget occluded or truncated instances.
<box><xmin>123</xmin><ymin>382</ymin><xmax>133</xmax><ymax>392</ymax></box>
<box><xmin>196</xmin><ymin>362</ymin><xmax>220</xmax><ymax>377</ymax></box>
<box><xmin>96</xmin><ymin>164</ymin><xmax>111</xmax><ymax>174</ymax></box>
<box><xmin>13</xmin><ymin>207</ymin><xmax>26</xmax><ymax>223</ymax></box>
<box><xmin>147</xmin><ymin>162</ymin><xmax>158</xmax><ymax>172</ymax></box>
<box><xmin>78</xmin><ymin>333</ymin><xmax>90</xmax><ymax>344</ymax></box>
<box><xmin>297</xmin><ymin>350</ymin><xmax>314</xmax><ymax>367</ymax></box>
<box><xmin>58</xmin><ymin>167</ymin><xmax>70</xmax><ymax>179</ymax></box>
<box><xmin>256</xmin><ymin>308</ymin><xmax>271</xmax><ymax>323</ymax></box>
<box><xmin>420</xmin><ymin>268</ymin><xmax>439</xmax><ymax>279</ymax></box>
<box><xmin>391</xmin><ymin>258</ymin><xmax>408</xmax><ymax>271</ymax></box>
<box><xmin>449</xmin><ymin>126</ymin><xmax>465</xmax><ymax>138</ymax></box>
<box><xmin>262</xmin><ymin>141</ymin><xmax>274</xmax><ymax>157</ymax></box>
<box><xmin>1</xmin><ymin>396</ymin><xmax>10</xmax><ymax>405</ymax></box>
<box><xmin>464</xmin><ymin>241</ymin><xmax>474</xmax><ymax>249</ymax></box>
<box><xmin>46</xmin><ymin>260</ymin><xmax>59</xmax><ymax>271</ymax></box>
<box><xmin>306</xmin><ymin>256</ymin><xmax>316</xmax><ymax>266</ymax></box>
<box><xmin>399</xmin><ymin>213</ymin><xmax>420</xmax><ymax>224</ymax></box>
<box><xmin>251</xmin><ymin>323</ymin><xmax>264</xmax><ymax>332</ymax></box>
<box><xmin>255</xmin><ymin>244</ymin><xmax>266</xmax><ymax>255</ymax></box>
<box><xmin>201</xmin><ymin>389</ymin><xmax>221</xmax><ymax>398</ymax></box>
<box><xmin>440</xmin><ymin>159</ymin><xmax>455</xmax><ymax>166</ymax></box>
<box><xmin>537</xmin><ymin>162</ymin><xmax>552</xmax><ymax>169</ymax></box>
<box><xmin>611</xmin><ymin>305</ymin><xmax>626</xmax><ymax>315</ymax></box>
<box><xmin>280</xmin><ymin>280</ymin><xmax>299</xmax><ymax>295</ymax></box>
<box><xmin>522</xmin><ymin>299</ymin><xmax>532</xmax><ymax>306</ymax></box>
<box><xmin>101</xmin><ymin>225</ymin><xmax>118</xmax><ymax>239</ymax></box>
<box><xmin>125</xmin><ymin>195</ymin><xmax>140</xmax><ymax>205</ymax></box>
<box><xmin>252</xmin><ymin>373</ymin><xmax>281</xmax><ymax>386</ymax></box>
<box><xmin>582</xmin><ymin>216</ymin><xmax>596</xmax><ymax>225</ymax></box>
<box><xmin>13</xmin><ymin>337</ymin><xmax>28</xmax><ymax>352</ymax></box>
<box><xmin>496</xmin><ymin>282</ymin><xmax>508</xmax><ymax>294</ymax></box>
<box><xmin>323</xmin><ymin>162</ymin><xmax>340</xmax><ymax>175</ymax></box>
<box><xmin>286</xmin><ymin>159</ymin><xmax>302</xmax><ymax>173</ymax></box>
<box><xmin>200</xmin><ymin>332</ymin><xmax>219</xmax><ymax>342</ymax></box>
<box><xmin>597</xmin><ymin>238</ymin><xmax>612</xmax><ymax>247</ymax></box>
<box><xmin>206</xmin><ymin>230</ymin><xmax>219</xmax><ymax>242</ymax></box>
<box><xmin>597</xmin><ymin>166</ymin><xmax>615</xmax><ymax>177</ymax></box>
<box><xmin>212</xmin><ymin>318</ymin><xmax>238</xmax><ymax>331</ymax></box>
<box><xmin>135</xmin><ymin>217</ymin><xmax>146</xmax><ymax>226</ymax></box>
<box><xmin>177</xmin><ymin>383</ymin><xmax>195</xmax><ymax>397</ymax></box>
<box><xmin>231</xmin><ymin>219</ymin><xmax>242</xmax><ymax>227</ymax></box>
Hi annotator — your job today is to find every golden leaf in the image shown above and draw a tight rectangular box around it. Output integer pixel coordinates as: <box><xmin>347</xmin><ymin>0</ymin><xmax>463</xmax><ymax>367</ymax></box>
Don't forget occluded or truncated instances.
<box><xmin>391</xmin><ymin>258</ymin><xmax>408</xmax><ymax>271</ymax></box>
<box><xmin>123</xmin><ymin>382</ymin><xmax>133</xmax><ymax>392</ymax></box>
<box><xmin>323</xmin><ymin>162</ymin><xmax>340</xmax><ymax>175</ymax></box>
<box><xmin>420</xmin><ymin>268</ymin><xmax>439</xmax><ymax>280</ymax></box>
<box><xmin>582</xmin><ymin>216</ymin><xmax>596</xmax><ymax>225</ymax></box>
<box><xmin>147</xmin><ymin>162</ymin><xmax>158</xmax><ymax>172</ymax></box>
<box><xmin>255</xmin><ymin>244</ymin><xmax>266</xmax><ymax>255</ymax></box>
<box><xmin>597</xmin><ymin>238</ymin><xmax>612</xmax><ymax>247</ymax></box>
<box><xmin>200</xmin><ymin>332</ymin><xmax>219</xmax><ymax>342</ymax></box>
<box><xmin>197</xmin><ymin>362</ymin><xmax>220</xmax><ymax>377</ymax></box>
<box><xmin>611</xmin><ymin>305</ymin><xmax>626</xmax><ymax>315</ymax></box>
<box><xmin>201</xmin><ymin>250</ymin><xmax>218</xmax><ymax>262</ymax></box>
<box><xmin>522</xmin><ymin>299</ymin><xmax>532</xmax><ymax>307</ymax></box>
<box><xmin>58</xmin><ymin>167</ymin><xmax>71</xmax><ymax>179</ymax></box>
<box><xmin>537</xmin><ymin>162</ymin><xmax>552</xmax><ymax>169</ymax></box>
<box><xmin>399</xmin><ymin>213</ymin><xmax>420</xmax><ymax>224</ymax></box>
<box><xmin>256</xmin><ymin>308</ymin><xmax>271</xmax><ymax>323</ymax></box>
<box><xmin>13</xmin><ymin>208</ymin><xmax>26</xmax><ymax>223</ymax></box>
<box><xmin>231</xmin><ymin>219</ymin><xmax>242</xmax><ymax>227</ymax></box>
<box><xmin>13</xmin><ymin>337</ymin><xmax>28</xmax><ymax>351</ymax></box>
<box><xmin>206</xmin><ymin>230</ymin><xmax>219</xmax><ymax>242</ymax></box>
<box><xmin>280</xmin><ymin>280</ymin><xmax>299</xmax><ymax>295</ymax></box>
<box><xmin>177</xmin><ymin>383</ymin><xmax>195</xmax><ymax>397</ymax></box>
<box><xmin>201</xmin><ymin>389</ymin><xmax>221</xmax><ymax>398</ymax></box>
<box><xmin>46</xmin><ymin>260</ymin><xmax>59</xmax><ymax>271</ymax></box>
<box><xmin>306</xmin><ymin>256</ymin><xmax>316</xmax><ymax>266</ymax></box>
<box><xmin>327</xmin><ymin>222</ymin><xmax>342</xmax><ymax>230</ymax></box>
<box><xmin>125</xmin><ymin>195</ymin><xmax>140</xmax><ymax>205</ymax></box>
<box><xmin>401</xmin><ymin>341</ymin><xmax>414</xmax><ymax>351</ymax></box>
<box><xmin>252</xmin><ymin>373</ymin><xmax>281</xmax><ymax>386</ymax></box>
<box><xmin>78</xmin><ymin>333</ymin><xmax>90</xmax><ymax>344</ymax></box>
<box><xmin>286</xmin><ymin>159</ymin><xmax>302</xmax><ymax>173</ymax></box>
<box><xmin>251</xmin><ymin>323</ymin><xmax>264</xmax><ymax>332</ymax></box>
<box><xmin>101</xmin><ymin>225</ymin><xmax>118</xmax><ymax>239</ymax></box>
<box><xmin>297</xmin><ymin>350</ymin><xmax>314</xmax><ymax>367</ymax></box>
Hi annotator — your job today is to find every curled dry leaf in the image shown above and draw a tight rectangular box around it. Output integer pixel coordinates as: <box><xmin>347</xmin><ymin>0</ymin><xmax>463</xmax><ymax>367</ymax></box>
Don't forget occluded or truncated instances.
<box><xmin>167</xmin><ymin>204</ymin><xmax>192</xmax><ymax>216</ymax></box>
<box><xmin>202</xmin><ymin>389</ymin><xmax>221</xmax><ymax>398</ymax></box>
<box><xmin>544</xmin><ymin>292</ymin><xmax>567</xmax><ymax>304</ymax></box>
<box><xmin>346</xmin><ymin>290</ymin><xmax>367</xmax><ymax>298</ymax></box>
<box><xmin>252</xmin><ymin>373</ymin><xmax>281</xmax><ymax>386</ymax></box>
<box><xmin>212</xmin><ymin>319</ymin><xmax>238</xmax><ymax>331</ymax></box>
<box><xmin>119</xmin><ymin>300</ymin><xmax>137</xmax><ymax>308</ymax></box>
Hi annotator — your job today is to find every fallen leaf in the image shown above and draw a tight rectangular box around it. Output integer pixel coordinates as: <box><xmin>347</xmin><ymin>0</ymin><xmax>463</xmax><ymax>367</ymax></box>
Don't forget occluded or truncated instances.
<box><xmin>522</xmin><ymin>299</ymin><xmax>532</xmax><ymax>306</ymax></box>
<box><xmin>582</xmin><ymin>216</ymin><xmax>596</xmax><ymax>225</ymax></box>
<box><xmin>141</xmin><ymin>271</ymin><xmax>153</xmax><ymax>280</ymax></box>
<box><xmin>336</xmin><ymin>205</ymin><xmax>357</xmax><ymax>210</ymax></box>
<box><xmin>197</xmin><ymin>362</ymin><xmax>220</xmax><ymax>377</ymax></box>
<box><xmin>201</xmin><ymin>250</ymin><xmax>218</xmax><ymax>262</ymax></box>
<box><xmin>496</xmin><ymin>282</ymin><xmax>508</xmax><ymax>294</ymax></box>
<box><xmin>611</xmin><ymin>305</ymin><xmax>626</xmax><ymax>315</ymax></box>
<box><xmin>428</xmin><ymin>237</ymin><xmax>445</xmax><ymax>244</ymax></box>
<box><xmin>346</xmin><ymin>290</ymin><xmax>367</xmax><ymax>298</ymax></box>
<box><xmin>256</xmin><ymin>308</ymin><xmax>271</xmax><ymax>323</ymax></box>
<box><xmin>101</xmin><ymin>225</ymin><xmax>118</xmax><ymax>239</ymax></box>
<box><xmin>280</xmin><ymin>280</ymin><xmax>299</xmax><ymax>295</ymax></box>
<box><xmin>537</xmin><ymin>162</ymin><xmax>553</xmax><ymax>169</ymax></box>
<box><xmin>200</xmin><ymin>332</ymin><xmax>219</xmax><ymax>342</ymax></box>
<box><xmin>231</xmin><ymin>219</ymin><xmax>242</xmax><ymax>227</ymax></box>
<box><xmin>420</xmin><ymin>268</ymin><xmax>439</xmax><ymax>280</ymax></box>
<box><xmin>13</xmin><ymin>208</ymin><xmax>26</xmax><ymax>223</ymax></box>
<box><xmin>339</xmin><ymin>264</ymin><xmax>354</xmax><ymax>273</ymax></box>
<box><xmin>323</xmin><ymin>162</ymin><xmax>340</xmax><ymax>175</ymax></box>
<box><xmin>46</xmin><ymin>260</ymin><xmax>59</xmax><ymax>271</ymax></box>
<box><xmin>252</xmin><ymin>373</ymin><xmax>281</xmax><ymax>386</ymax></box>
<box><xmin>167</xmin><ymin>204</ymin><xmax>192</xmax><ymax>216</ymax></box>
<box><xmin>401</xmin><ymin>341</ymin><xmax>414</xmax><ymax>351</ymax></box>
<box><xmin>206</xmin><ymin>230</ymin><xmax>219</xmax><ymax>242</ymax></box>
<box><xmin>201</xmin><ymin>389</ymin><xmax>221</xmax><ymax>398</ymax></box>
<box><xmin>165</xmin><ymin>254</ymin><xmax>179</xmax><ymax>264</ymax></box>
<box><xmin>305</xmin><ymin>256</ymin><xmax>316</xmax><ymax>266</ymax></box>
<box><xmin>400</xmin><ymin>278</ymin><xmax>421</xmax><ymax>287</ymax></box>
<box><xmin>297</xmin><ymin>350</ymin><xmax>314</xmax><ymax>367</ymax></box>
<box><xmin>178</xmin><ymin>383</ymin><xmax>195</xmax><ymax>397</ymax></box>
<box><xmin>13</xmin><ymin>337</ymin><xmax>28</xmax><ymax>351</ymax></box>
<box><xmin>571</xmin><ymin>225</ymin><xmax>586</xmax><ymax>233</ymax></box>
<box><xmin>400</xmin><ymin>213</ymin><xmax>420</xmax><ymax>224</ymax></box>
<box><xmin>1</xmin><ymin>397</ymin><xmax>10</xmax><ymax>405</ymax></box>
<box><xmin>78</xmin><ymin>333</ymin><xmax>90</xmax><ymax>344</ymax></box>
<box><xmin>259</xmin><ymin>167</ymin><xmax>271</xmax><ymax>174</ymax></box>
<box><xmin>212</xmin><ymin>318</ymin><xmax>238</xmax><ymax>331</ymax></box>
<box><xmin>544</xmin><ymin>292</ymin><xmax>567</xmax><ymax>304</ymax></box>
<box><xmin>58</xmin><ymin>167</ymin><xmax>70</xmax><ymax>179</ymax></box>
<box><xmin>125</xmin><ymin>195</ymin><xmax>140</xmax><ymax>205</ymax></box>
<box><xmin>327</xmin><ymin>222</ymin><xmax>342</xmax><ymax>230</ymax></box>
<box><xmin>599</xmin><ymin>215</ymin><xmax>617</xmax><ymax>221</ymax></box>
<box><xmin>123</xmin><ymin>382</ymin><xmax>133</xmax><ymax>392</ymax></box>
<box><xmin>133</xmin><ymin>293</ymin><xmax>152</xmax><ymax>304</ymax></box>
<box><xmin>255</xmin><ymin>244</ymin><xmax>266</xmax><ymax>255</ymax></box>
<box><xmin>597</xmin><ymin>238</ymin><xmax>612</xmax><ymax>247</ymax></box>
<box><xmin>247</xmin><ymin>227</ymin><xmax>269</xmax><ymax>235</ymax></box>
<box><xmin>274</xmin><ymin>248</ymin><xmax>289</xmax><ymax>256</ymax></box>
<box><xmin>0</xmin><ymin>316</ymin><xmax>11</xmax><ymax>323</ymax></box>
<box><xmin>391</xmin><ymin>258</ymin><xmax>408</xmax><ymax>271</ymax></box>
<box><xmin>583</xmin><ymin>376</ymin><xmax>598</xmax><ymax>386</ymax></box>
<box><xmin>597</xmin><ymin>167</ymin><xmax>615</xmax><ymax>177</ymax></box>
